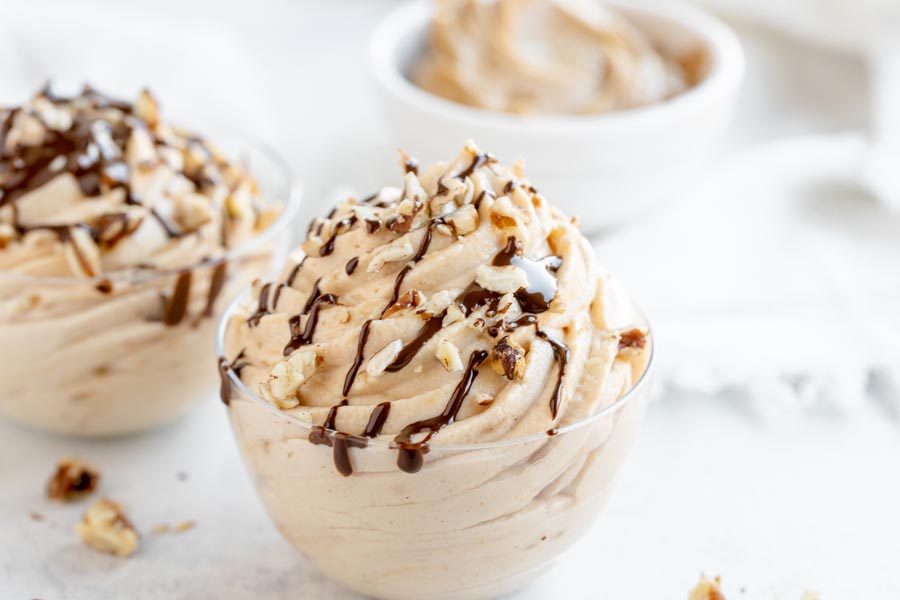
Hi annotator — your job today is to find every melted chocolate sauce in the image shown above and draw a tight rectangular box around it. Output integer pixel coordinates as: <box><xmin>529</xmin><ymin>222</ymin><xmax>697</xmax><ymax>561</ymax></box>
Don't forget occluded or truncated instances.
<box><xmin>283</xmin><ymin>293</ymin><xmax>338</xmax><ymax>355</ymax></box>
<box><xmin>364</xmin><ymin>218</ymin><xmax>381</xmax><ymax>234</ymax></box>
<box><xmin>285</xmin><ymin>257</ymin><xmax>307</xmax><ymax>287</ymax></box>
<box><xmin>199</xmin><ymin>261</ymin><xmax>228</xmax><ymax>319</ymax></box>
<box><xmin>456</xmin><ymin>152</ymin><xmax>491</xmax><ymax>180</ymax></box>
<box><xmin>537</xmin><ymin>331</ymin><xmax>569</xmax><ymax>419</ymax></box>
<box><xmin>385</xmin><ymin>312</ymin><xmax>445</xmax><ymax>373</ymax></box>
<box><xmin>163</xmin><ymin>271</ymin><xmax>192</xmax><ymax>326</ymax></box>
<box><xmin>342</xmin><ymin>319</ymin><xmax>373</xmax><ymax>397</ymax></box>
<box><xmin>492</xmin><ymin>237</ymin><xmax>561</xmax><ymax>313</ymax></box>
<box><xmin>382</xmin><ymin>264</ymin><xmax>412</xmax><ymax>317</ymax></box>
<box><xmin>95</xmin><ymin>279</ymin><xmax>113</xmax><ymax>294</ymax></box>
<box><xmin>393</xmin><ymin>350</ymin><xmax>488</xmax><ymax>473</ymax></box>
<box><xmin>309</xmin><ymin>399</ymin><xmax>367</xmax><ymax>476</ymax></box>
<box><xmin>381</xmin><ymin>218</ymin><xmax>451</xmax><ymax>316</ymax></box>
<box><xmin>363</xmin><ymin>402</ymin><xmax>391</xmax><ymax>438</ymax></box>
<box><xmin>217</xmin><ymin>357</ymin><xmax>232</xmax><ymax>405</ymax></box>
<box><xmin>247</xmin><ymin>282</ymin><xmax>272</xmax><ymax>327</ymax></box>
<box><xmin>319</xmin><ymin>215</ymin><xmax>357</xmax><ymax>257</ymax></box>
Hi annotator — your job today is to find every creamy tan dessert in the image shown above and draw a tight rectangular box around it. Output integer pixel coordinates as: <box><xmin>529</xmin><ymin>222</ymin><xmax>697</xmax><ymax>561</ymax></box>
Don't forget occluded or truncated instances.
<box><xmin>0</xmin><ymin>86</ymin><xmax>287</xmax><ymax>435</ymax></box>
<box><xmin>414</xmin><ymin>0</ymin><xmax>692</xmax><ymax>115</ymax></box>
<box><xmin>222</xmin><ymin>142</ymin><xmax>651</xmax><ymax>599</ymax></box>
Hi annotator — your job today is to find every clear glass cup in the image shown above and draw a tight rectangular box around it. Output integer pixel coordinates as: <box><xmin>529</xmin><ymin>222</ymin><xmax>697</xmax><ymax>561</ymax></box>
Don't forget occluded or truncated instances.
<box><xmin>218</xmin><ymin>292</ymin><xmax>653</xmax><ymax>600</ymax></box>
<box><xmin>0</xmin><ymin>143</ymin><xmax>299</xmax><ymax>436</ymax></box>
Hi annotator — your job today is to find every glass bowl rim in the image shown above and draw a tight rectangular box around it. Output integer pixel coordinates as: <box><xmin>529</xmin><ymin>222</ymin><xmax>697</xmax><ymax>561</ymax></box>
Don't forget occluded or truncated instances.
<box><xmin>0</xmin><ymin>139</ymin><xmax>301</xmax><ymax>286</ymax></box>
<box><xmin>216</xmin><ymin>286</ymin><xmax>655</xmax><ymax>452</ymax></box>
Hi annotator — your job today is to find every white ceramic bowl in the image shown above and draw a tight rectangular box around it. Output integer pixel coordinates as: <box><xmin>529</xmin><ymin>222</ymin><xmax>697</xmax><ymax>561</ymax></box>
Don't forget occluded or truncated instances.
<box><xmin>370</xmin><ymin>0</ymin><xmax>744</xmax><ymax>231</ymax></box>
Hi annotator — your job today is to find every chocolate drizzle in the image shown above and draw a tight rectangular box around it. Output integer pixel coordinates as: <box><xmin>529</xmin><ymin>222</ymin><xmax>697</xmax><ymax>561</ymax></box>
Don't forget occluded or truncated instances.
<box><xmin>364</xmin><ymin>218</ymin><xmax>381</xmax><ymax>234</ymax></box>
<box><xmin>200</xmin><ymin>261</ymin><xmax>228</xmax><ymax>319</ymax></box>
<box><xmin>456</xmin><ymin>152</ymin><xmax>493</xmax><ymax>180</ymax></box>
<box><xmin>318</xmin><ymin>215</ymin><xmax>357</xmax><ymax>257</ymax></box>
<box><xmin>309</xmin><ymin>399</ymin><xmax>367</xmax><ymax>477</ymax></box>
<box><xmin>247</xmin><ymin>282</ymin><xmax>273</xmax><ymax>327</ymax></box>
<box><xmin>393</xmin><ymin>350</ymin><xmax>488</xmax><ymax>473</ymax></box>
<box><xmin>285</xmin><ymin>257</ymin><xmax>307</xmax><ymax>287</ymax></box>
<box><xmin>492</xmin><ymin>237</ymin><xmax>561</xmax><ymax>313</ymax></box>
<box><xmin>284</xmin><ymin>292</ymin><xmax>338</xmax><ymax>355</ymax></box>
<box><xmin>217</xmin><ymin>357</ymin><xmax>232</xmax><ymax>405</ymax></box>
<box><xmin>382</xmin><ymin>264</ymin><xmax>412</xmax><ymax>317</ymax></box>
<box><xmin>163</xmin><ymin>271</ymin><xmax>192</xmax><ymax>326</ymax></box>
<box><xmin>385</xmin><ymin>312</ymin><xmax>445</xmax><ymax>373</ymax></box>
<box><xmin>342</xmin><ymin>319</ymin><xmax>373</xmax><ymax>397</ymax></box>
<box><xmin>381</xmin><ymin>218</ymin><xmax>451</xmax><ymax>316</ymax></box>
<box><xmin>363</xmin><ymin>402</ymin><xmax>391</xmax><ymax>438</ymax></box>
<box><xmin>536</xmin><ymin>331</ymin><xmax>569</xmax><ymax>419</ymax></box>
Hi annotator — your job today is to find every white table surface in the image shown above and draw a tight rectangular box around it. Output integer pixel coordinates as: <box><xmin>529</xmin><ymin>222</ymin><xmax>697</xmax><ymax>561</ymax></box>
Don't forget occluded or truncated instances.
<box><xmin>1</xmin><ymin>1</ymin><xmax>897</xmax><ymax>599</ymax></box>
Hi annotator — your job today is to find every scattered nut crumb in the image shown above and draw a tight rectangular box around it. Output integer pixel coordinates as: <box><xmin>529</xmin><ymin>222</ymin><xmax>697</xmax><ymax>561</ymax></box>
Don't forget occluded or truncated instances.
<box><xmin>152</xmin><ymin>523</ymin><xmax>170</xmax><ymax>535</ymax></box>
<box><xmin>47</xmin><ymin>457</ymin><xmax>100</xmax><ymax>501</ymax></box>
<box><xmin>688</xmin><ymin>575</ymin><xmax>725</xmax><ymax>600</ymax></box>
<box><xmin>28</xmin><ymin>511</ymin><xmax>44</xmax><ymax>522</ymax></box>
<box><xmin>174</xmin><ymin>520</ymin><xmax>196</xmax><ymax>533</ymax></box>
<box><xmin>75</xmin><ymin>498</ymin><xmax>139</xmax><ymax>557</ymax></box>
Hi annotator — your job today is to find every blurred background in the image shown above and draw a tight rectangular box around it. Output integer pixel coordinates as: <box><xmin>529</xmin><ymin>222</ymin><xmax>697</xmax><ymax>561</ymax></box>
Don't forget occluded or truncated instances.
<box><xmin>1</xmin><ymin>0</ymin><xmax>898</xmax><ymax>598</ymax></box>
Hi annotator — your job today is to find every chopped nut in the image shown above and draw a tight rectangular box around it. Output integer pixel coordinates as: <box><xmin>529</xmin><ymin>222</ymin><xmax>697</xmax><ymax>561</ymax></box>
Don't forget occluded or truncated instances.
<box><xmin>618</xmin><ymin>329</ymin><xmax>647</xmax><ymax>352</ymax></box>
<box><xmin>688</xmin><ymin>575</ymin><xmax>725</xmax><ymax>600</ymax></box>
<box><xmin>366</xmin><ymin>339</ymin><xmax>403</xmax><ymax>377</ymax></box>
<box><xmin>446</xmin><ymin>204</ymin><xmax>479</xmax><ymax>235</ymax></box>
<box><xmin>64</xmin><ymin>226</ymin><xmax>102</xmax><ymax>278</ymax></box>
<box><xmin>174</xmin><ymin>192</ymin><xmax>216</xmax><ymax>231</ymax></box>
<box><xmin>475</xmin><ymin>264</ymin><xmax>528</xmax><ymax>294</ymax></box>
<box><xmin>133</xmin><ymin>89</ymin><xmax>160</xmax><ymax>128</ymax></box>
<box><xmin>0</xmin><ymin>223</ymin><xmax>16</xmax><ymax>247</ymax></box>
<box><xmin>75</xmin><ymin>498</ymin><xmax>139</xmax><ymax>558</ymax></box>
<box><xmin>33</xmin><ymin>96</ymin><xmax>73</xmax><ymax>132</ymax></box>
<box><xmin>48</xmin><ymin>457</ymin><xmax>100</xmax><ymax>501</ymax></box>
<box><xmin>436</xmin><ymin>338</ymin><xmax>463</xmax><ymax>372</ymax></box>
<box><xmin>265</xmin><ymin>349</ymin><xmax>318</xmax><ymax>408</ymax></box>
<box><xmin>489</xmin><ymin>196</ymin><xmax>528</xmax><ymax>242</ymax></box>
<box><xmin>125</xmin><ymin>126</ymin><xmax>157</xmax><ymax>166</ymax></box>
<box><xmin>9</xmin><ymin>111</ymin><xmax>46</xmax><ymax>147</ymax></box>
<box><xmin>490</xmin><ymin>336</ymin><xmax>526</xmax><ymax>380</ymax></box>
<box><xmin>225</xmin><ymin>180</ymin><xmax>255</xmax><ymax>220</ymax></box>
<box><xmin>417</xmin><ymin>290</ymin><xmax>452</xmax><ymax>319</ymax></box>
<box><xmin>368</xmin><ymin>237</ymin><xmax>414</xmax><ymax>273</ymax></box>
<box><xmin>384</xmin><ymin>289</ymin><xmax>424</xmax><ymax>317</ymax></box>
<box><xmin>442</xmin><ymin>303</ymin><xmax>466</xmax><ymax>327</ymax></box>
<box><xmin>173</xmin><ymin>520</ymin><xmax>195</xmax><ymax>533</ymax></box>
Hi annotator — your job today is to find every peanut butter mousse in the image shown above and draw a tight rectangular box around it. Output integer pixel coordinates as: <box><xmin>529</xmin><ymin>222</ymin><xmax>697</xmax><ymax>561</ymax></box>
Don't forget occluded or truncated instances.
<box><xmin>414</xmin><ymin>0</ymin><xmax>690</xmax><ymax>115</ymax></box>
<box><xmin>221</xmin><ymin>142</ymin><xmax>651</xmax><ymax>599</ymax></box>
<box><xmin>0</xmin><ymin>86</ymin><xmax>283</xmax><ymax>435</ymax></box>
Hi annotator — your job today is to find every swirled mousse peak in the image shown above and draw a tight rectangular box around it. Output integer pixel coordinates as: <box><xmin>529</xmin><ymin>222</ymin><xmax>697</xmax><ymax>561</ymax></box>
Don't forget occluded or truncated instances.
<box><xmin>0</xmin><ymin>85</ymin><xmax>278</xmax><ymax>279</ymax></box>
<box><xmin>414</xmin><ymin>0</ymin><xmax>694</xmax><ymax>115</ymax></box>
<box><xmin>223</xmin><ymin>141</ymin><xmax>650</xmax><ymax>475</ymax></box>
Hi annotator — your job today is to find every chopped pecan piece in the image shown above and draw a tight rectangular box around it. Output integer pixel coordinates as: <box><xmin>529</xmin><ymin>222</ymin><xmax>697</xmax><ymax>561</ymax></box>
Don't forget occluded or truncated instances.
<box><xmin>47</xmin><ymin>457</ymin><xmax>100</xmax><ymax>501</ymax></box>
<box><xmin>490</xmin><ymin>336</ymin><xmax>526</xmax><ymax>380</ymax></box>
<box><xmin>75</xmin><ymin>498</ymin><xmax>139</xmax><ymax>557</ymax></box>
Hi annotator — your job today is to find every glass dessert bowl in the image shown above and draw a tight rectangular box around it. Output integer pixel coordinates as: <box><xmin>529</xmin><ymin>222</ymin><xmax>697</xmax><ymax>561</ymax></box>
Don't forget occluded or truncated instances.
<box><xmin>0</xmin><ymin>86</ymin><xmax>299</xmax><ymax>436</ymax></box>
<box><xmin>219</xmin><ymin>142</ymin><xmax>653</xmax><ymax>599</ymax></box>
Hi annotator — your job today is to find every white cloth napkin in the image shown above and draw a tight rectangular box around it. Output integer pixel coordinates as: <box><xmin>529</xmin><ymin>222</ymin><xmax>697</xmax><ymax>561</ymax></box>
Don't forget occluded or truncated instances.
<box><xmin>0</xmin><ymin>1</ymin><xmax>274</xmax><ymax>142</ymax></box>
<box><xmin>593</xmin><ymin>133</ymin><xmax>900</xmax><ymax>419</ymax></box>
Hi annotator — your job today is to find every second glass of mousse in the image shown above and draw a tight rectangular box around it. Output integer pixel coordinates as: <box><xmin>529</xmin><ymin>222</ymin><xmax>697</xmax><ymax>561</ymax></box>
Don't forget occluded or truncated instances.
<box><xmin>0</xmin><ymin>86</ymin><xmax>296</xmax><ymax>436</ymax></box>
<box><xmin>221</xmin><ymin>142</ymin><xmax>652</xmax><ymax>600</ymax></box>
